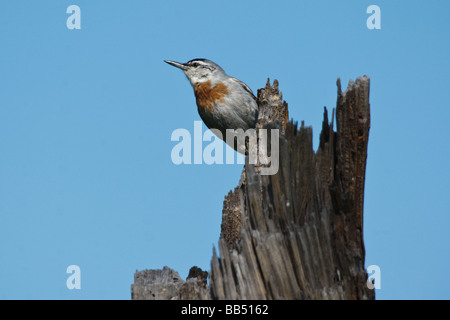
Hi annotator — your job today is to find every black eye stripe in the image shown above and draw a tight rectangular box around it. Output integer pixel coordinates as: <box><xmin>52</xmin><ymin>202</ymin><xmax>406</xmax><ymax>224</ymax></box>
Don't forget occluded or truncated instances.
<box><xmin>188</xmin><ymin>61</ymin><xmax>216</xmax><ymax>71</ymax></box>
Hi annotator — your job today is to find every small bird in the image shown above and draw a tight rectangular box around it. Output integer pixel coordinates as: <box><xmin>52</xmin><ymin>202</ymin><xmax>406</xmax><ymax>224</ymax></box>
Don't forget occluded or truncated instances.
<box><xmin>165</xmin><ymin>59</ymin><xmax>258</xmax><ymax>152</ymax></box>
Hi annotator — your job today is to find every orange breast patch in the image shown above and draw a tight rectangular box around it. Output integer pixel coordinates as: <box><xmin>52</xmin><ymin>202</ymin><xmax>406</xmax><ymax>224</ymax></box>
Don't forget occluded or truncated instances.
<box><xmin>194</xmin><ymin>81</ymin><xmax>229</xmax><ymax>111</ymax></box>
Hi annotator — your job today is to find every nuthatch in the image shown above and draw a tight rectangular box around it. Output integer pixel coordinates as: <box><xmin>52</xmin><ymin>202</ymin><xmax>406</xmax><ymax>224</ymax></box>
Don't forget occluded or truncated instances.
<box><xmin>165</xmin><ymin>59</ymin><xmax>259</xmax><ymax>152</ymax></box>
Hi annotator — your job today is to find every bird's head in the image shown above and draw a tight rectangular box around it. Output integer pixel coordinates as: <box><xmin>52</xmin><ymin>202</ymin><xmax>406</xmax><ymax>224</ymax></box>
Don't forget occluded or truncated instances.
<box><xmin>164</xmin><ymin>58</ymin><xmax>227</xmax><ymax>86</ymax></box>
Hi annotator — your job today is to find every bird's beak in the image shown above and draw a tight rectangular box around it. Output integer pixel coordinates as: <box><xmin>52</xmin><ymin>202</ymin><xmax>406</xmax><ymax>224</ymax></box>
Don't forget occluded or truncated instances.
<box><xmin>164</xmin><ymin>60</ymin><xmax>187</xmax><ymax>71</ymax></box>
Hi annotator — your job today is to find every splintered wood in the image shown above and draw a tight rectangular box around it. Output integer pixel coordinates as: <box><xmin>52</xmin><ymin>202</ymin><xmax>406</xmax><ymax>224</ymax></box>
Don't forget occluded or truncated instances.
<box><xmin>212</xmin><ymin>77</ymin><xmax>373</xmax><ymax>300</ymax></box>
<box><xmin>132</xmin><ymin>77</ymin><xmax>373</xmax><ymax>300</ymax></box>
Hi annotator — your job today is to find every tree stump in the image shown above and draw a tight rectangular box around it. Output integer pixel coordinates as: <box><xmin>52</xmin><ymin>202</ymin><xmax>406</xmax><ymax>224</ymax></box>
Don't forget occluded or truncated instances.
<box><xmin>132</xmin><ymin>76</ymin><xmax>373</xmax><ymax>300</ymax></box>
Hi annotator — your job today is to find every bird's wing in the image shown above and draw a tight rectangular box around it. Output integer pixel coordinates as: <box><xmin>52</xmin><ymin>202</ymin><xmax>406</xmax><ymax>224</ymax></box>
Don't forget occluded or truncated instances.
<box><xmin>229</xmin><ymin>77</ymin><xmax>257</xmax><ymax>100</ymax></box>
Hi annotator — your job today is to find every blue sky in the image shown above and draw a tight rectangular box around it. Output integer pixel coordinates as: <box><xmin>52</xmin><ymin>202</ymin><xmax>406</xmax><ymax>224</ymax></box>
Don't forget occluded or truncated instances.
<box><xmin>0</xmin><ymin>0</ymin><xmax>449</xmax><ymax>299</ymax></box>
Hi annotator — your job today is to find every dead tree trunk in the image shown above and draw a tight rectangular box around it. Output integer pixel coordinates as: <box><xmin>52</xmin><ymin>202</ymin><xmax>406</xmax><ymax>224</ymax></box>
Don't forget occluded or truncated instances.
<box><xmin>131</xmin><ymin>76</ymin><xmax>374</xmax><ymax>300</ymax></box>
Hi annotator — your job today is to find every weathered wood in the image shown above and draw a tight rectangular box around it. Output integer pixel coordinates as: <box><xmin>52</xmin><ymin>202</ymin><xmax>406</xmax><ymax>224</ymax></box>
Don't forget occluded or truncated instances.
<box><xmin>131</xmin><ymin>76</ymin><xmax>373</xmax><ymax>300</ymax></box>
<box><xmin>210</xmin><ymin>76</ymin><xmax>372</xmax><ymax>299</ymax></box>
<box><xmin>131</xmin><ymin>266</ymin><xmax>210</xmax><ymax>300</ymax></box>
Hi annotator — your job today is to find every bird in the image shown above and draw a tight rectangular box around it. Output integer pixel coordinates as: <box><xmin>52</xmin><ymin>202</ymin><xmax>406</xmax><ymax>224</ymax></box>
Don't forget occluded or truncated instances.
<box><xmin>164</xmin><ymin>58</ymin><xmax>259</xmax><ymax>153</ymax></box>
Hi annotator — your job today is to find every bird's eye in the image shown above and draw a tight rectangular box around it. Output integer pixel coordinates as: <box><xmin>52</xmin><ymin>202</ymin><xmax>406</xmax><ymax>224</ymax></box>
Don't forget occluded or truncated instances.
<box><xmin>192</xmin><ymin>62</ymin><xmax>200</xmax><ymax>67</ymax></box>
